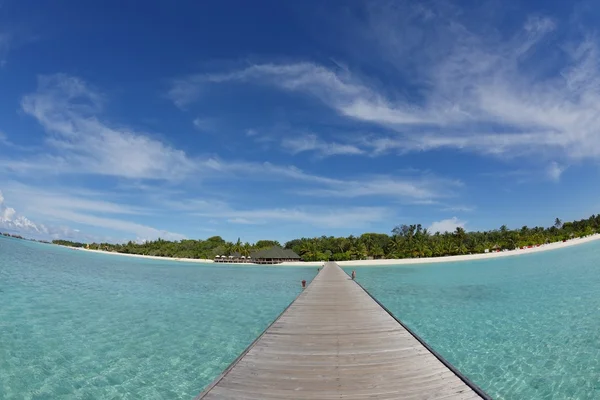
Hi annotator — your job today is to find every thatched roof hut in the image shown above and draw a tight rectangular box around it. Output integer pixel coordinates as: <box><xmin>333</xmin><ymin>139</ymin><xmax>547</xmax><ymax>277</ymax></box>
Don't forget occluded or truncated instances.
<box><xmin>250</xmin><ymin>247</ymin><xmax>301</xmax><ymax>264</ymax></box>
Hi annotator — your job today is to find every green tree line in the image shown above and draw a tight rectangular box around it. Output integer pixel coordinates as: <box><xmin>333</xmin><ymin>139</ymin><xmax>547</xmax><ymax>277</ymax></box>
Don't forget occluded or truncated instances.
<box><xmin>52</xmin><ymin>214</ymin><xmax>600</xmax><ymax>262</ymax></box>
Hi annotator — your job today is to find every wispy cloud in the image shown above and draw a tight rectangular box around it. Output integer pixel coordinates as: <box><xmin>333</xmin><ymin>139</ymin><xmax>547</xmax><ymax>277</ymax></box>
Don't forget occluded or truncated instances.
<box><xmin>192</xmin><ymin>117</ymin><xmax>217</xmax><ymax>132</ymax></box>
<box><xmin>170</xmin><ymin>11</ymin><xmax>600</xmax><ymax>164</ymax></box>
<box><xmin>219</xmin><ymin>206</ymin><xmax>388</xmax><ymax>229</ymax></box>
<box><xmin>281</xmin><ymin>133</ymin><xmax>364</xmax><ymax>157</ymax></box>
<box><xmin>168</xmin><ymin>75</ymin><xmax>206</xmax><ymax>108</ymax></box>
<box><xmin>2</xmin><ymin>182</ymin><xmax>148</xmax><ymax>216</ymax></box>
<box><xmin>2</xmin><ymin>69</ymin><xmax>471</xmax><ymax>240</ymax></box>
<box><xmin>0</xmin><ymin>130</ymin><xmax>37</xmax><ymax>152</ymax></box>
<box><xmin>170</xmin><ymin>62</ymin><xmax>439</xmax><ymax>124</ymax></box>
<box><xmin>479</xmin><ymin>164</ymin><xmax>568</xmax><ymax>183</ymax></box>
<box><xmin>20</xmin><ymin>74</ymin><xmax>197</xmax><ymax>180</ymax></box>
<box><xmin>440</xmin><ymin>205</ymin><xmax>475</xmax><ymax>213</ymax></box>
<box><xmin>300</xmin><ymin>174</ymin><xmax>461</xmax><ymax>200</ymax></box>
<box><xmin>168</xmin><ymin>197</ymin><xmax>389</xmax><ymax>228</ymax></box>
<box><xmin>201</xmin><ymin>157</ymin><xmax>458</xmax><ymax>201</ymax></box>
<box><xmin>16</xmin><ymin>74</ymin><xmax>440</xmax><ymax>196</ymax></box>
<box><xmin>547</xmin><ymin>161</ymin><xmax>566</xmax><ymax>182</ymax></box>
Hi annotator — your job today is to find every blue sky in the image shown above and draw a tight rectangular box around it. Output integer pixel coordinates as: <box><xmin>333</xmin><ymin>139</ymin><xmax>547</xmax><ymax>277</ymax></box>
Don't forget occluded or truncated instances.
<box><xmin>1</xmin><ymin>0</ymin><xmax>600</xmax><ymax>243</ymax></box>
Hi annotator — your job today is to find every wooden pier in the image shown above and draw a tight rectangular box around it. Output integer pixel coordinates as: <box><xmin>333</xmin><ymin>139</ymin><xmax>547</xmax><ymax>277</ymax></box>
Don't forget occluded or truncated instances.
<box><xmin>195</xmin><ymin>262</ymin><xmax>490</xmax><ymax>399</ymax></box>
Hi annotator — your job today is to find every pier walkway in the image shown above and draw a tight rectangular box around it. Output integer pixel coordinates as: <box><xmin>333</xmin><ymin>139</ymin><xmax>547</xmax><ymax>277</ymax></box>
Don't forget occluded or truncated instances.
<box><xmin>196</xmin><ymin>262</ymin><xmax>490</xmax><ymax>399</ymax></box>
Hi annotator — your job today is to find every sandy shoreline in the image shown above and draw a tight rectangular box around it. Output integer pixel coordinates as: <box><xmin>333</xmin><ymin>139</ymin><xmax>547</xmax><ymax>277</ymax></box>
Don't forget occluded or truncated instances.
<box><xmin>62</xmin><ymin>233</ymin><xmax>600</xmax><ymax>267</ymax></box>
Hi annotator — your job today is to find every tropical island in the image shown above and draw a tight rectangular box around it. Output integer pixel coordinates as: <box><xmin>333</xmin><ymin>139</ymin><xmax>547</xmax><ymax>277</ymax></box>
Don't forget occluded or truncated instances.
<box><xmin>49</xmin><ymin>214</ymin><xmax>600</xmax><ymax>262</ymax></box>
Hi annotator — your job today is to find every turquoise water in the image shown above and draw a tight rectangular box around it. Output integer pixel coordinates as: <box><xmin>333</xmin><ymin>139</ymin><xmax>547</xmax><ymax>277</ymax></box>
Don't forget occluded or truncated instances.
<box><xmin>350</xmin><ymin>240</ymin><xmax>600</xmax><ymax>400</ymax></box>
<box><xmin>0</xmin><ymin>237</ymin><xmax>314</xmax><ymax>399</ymax></box>
<box><xmin>3</xmin><ymin>237</ymin><xmax>600</xmax><ymax>400</ymax></box>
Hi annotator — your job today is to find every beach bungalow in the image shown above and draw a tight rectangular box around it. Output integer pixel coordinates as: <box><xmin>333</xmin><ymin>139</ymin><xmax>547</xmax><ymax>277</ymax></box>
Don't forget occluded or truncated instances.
<box><xmin>250</xmin><ymin>247</ymin><xmax>301</xmax><ymax>265</ymax></box>
<box><xmin>214</xmin><ymin>252</ymin><xmax>253</xmax><ymax>263</ymax></box>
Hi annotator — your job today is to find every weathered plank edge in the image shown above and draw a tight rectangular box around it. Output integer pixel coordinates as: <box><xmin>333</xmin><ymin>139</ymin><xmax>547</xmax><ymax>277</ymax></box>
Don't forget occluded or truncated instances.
<box><xmin>347</xmin><ymin>269</ymin><xmax>493</xmax><ymax>400</ymax></box>
<box><xmin>194</xmin><ymin>268</ymin><xmax>321</xmax><ymax>399</ymax></box>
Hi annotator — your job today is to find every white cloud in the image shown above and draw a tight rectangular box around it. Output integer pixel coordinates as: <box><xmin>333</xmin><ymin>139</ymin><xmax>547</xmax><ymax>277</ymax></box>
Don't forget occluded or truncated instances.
<box><xmin>429</xmin><ymin>217</ymin><xmax>466</xmax><ymax>233</ymax></box>
<box><xmin>1</xmin><ymin>189</ymin><xmax>57</xmax><ymax>237</ymax></box>
<box><xmin>0</xmin><ymin>185</ymin><xmax>186</xmax><ymax>242</ymax></box>
<box><xmin>20</xmin><ymin>74</ymin><xmax>197</xmax><ymax>180</ymax></box>
<box><xmin>245</xmin><ymin>129</ymin><xmax>258</xmax><ymax>136</ymax></box>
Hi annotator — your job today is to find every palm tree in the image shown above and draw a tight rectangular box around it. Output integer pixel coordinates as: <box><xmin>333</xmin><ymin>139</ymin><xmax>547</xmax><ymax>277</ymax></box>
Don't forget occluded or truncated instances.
<box><xmin>372</xmin><ymin>244</ymin><xmax>384</xmax><ymax>259</ymax></box>
<box><xmin>456</xmin><ymin>243</ymin><xmax>468</xmax><ymax>255</ymax></box>
<box><xmin>353</xmin><ymin>243</ymin><xmax>368</xmax><ymax>260</ymax></box>
<box><xmin>299</xmin><ymin>240</ymin><xmax>316</xmax><ymax>259</ymax></box>
<box><xmin>554</xmin><ymin>218</ymin><xmax>563</xmax><ymax>229</ymax></box>
<box><xmin>241</xmin><ymin>242</ymin><xmax>252</xmax><ymax>257</ymax></box>
<box><xmin>454</xmin><ymin>227</ymin><xmax>466</xmax><ymax>243</ymax></box>
<box><xmin>337</xmin><ymin>238</ymin><xmax>348</xmax><ymax>253</ymax></box>
<box><xmin>233</xmin><ymin>238</ymin><xmax>243</xmax><ymax>253</ymax></box>
<box><xmin>362</xmin><ymin>235</ymin><xmax>375</xmax><ymax>254</ymax></box>
<box><xmin>224</xmin><ymin>242</ymin><xmax>234</xmax><ymax>256</ymax></box>
<box><xmin>387</xmin><ymin>235</ymin><xmax>403</xmax><ymax>258</ymax></box>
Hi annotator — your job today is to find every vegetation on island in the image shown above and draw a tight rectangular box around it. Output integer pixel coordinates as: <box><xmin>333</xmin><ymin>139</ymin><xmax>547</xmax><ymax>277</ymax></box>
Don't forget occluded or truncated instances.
<box><xmin>1</xmin><ymin>232</ymin><xmax>24</xmax><ymax>239</ymax></box>
<box><xmin>49</xmin><ymin>214</ymin><xmax>600</xmax><ymax>262</ymax></box>
<box><xmin>0</xmin><ymin>232</ymin><xmax>49</xmax><ymax>243</ymax></box>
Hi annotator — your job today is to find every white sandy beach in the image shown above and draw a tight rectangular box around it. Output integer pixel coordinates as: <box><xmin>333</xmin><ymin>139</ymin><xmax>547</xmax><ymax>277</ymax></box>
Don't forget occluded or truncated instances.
<box><xmin>62</xmin><ymin>233</ymin><xmax>600</xmax><ymax>267</ymax></box>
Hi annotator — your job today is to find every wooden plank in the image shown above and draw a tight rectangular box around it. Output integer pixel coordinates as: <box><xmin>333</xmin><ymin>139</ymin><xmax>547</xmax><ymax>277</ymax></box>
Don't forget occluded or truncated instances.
<box><xmin>195</xmin><ymin>262</ymin><xmax>491</xmax><ymax>400</ymax></box>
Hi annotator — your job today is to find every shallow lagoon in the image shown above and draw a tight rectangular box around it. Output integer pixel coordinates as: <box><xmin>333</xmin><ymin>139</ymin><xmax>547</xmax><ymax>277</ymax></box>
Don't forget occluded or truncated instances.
<box><xmin>349</xmin><ymin>240</ymin><xmax>600</xmax><ymax>399</ymax></box>
<box><xmin>2</xmin><ymin>236</ymin><xmax>600</xmax><ymax>399</ymax></box>
<box><xmin>0</xmin><ymin>237</ymin><xmax>313</xmax><ymax>399</ymax></box>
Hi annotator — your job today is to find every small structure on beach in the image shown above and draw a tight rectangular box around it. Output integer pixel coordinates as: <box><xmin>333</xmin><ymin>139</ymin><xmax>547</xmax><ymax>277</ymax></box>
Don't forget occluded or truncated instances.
<box><xmin>214</xmin><ymin>247</ymin><xmax>300</xmax><ymax>264</ymax></box>
<box><xmin>250</xmin><ymin>247</ymin><xmax>301</xmax><ymax>265</ymax></box>
<box><xmin>214</xmin><ymin>252</ymin><xmax>253</xmax><ymax>263</ymax></box>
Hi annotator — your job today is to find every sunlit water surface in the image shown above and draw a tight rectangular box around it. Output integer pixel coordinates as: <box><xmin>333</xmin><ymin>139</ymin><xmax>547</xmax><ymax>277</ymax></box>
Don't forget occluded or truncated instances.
<box><xmin>348</xmin><ymin>240</ymin><xmax>600</xmax><ymax>399</ymax></box>
<box><xmin>2</xmin><ymin>237</ymin><xmax>600</xmax><ymax>399</ymax></box>
<box><xmin>0</xmin><ymin>237</ymin><xmax>314</xmax><ymax>399</ymax></box>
